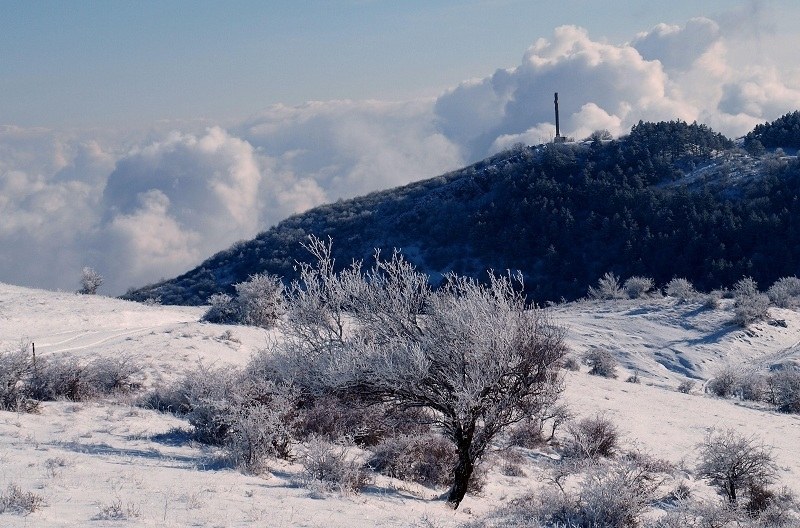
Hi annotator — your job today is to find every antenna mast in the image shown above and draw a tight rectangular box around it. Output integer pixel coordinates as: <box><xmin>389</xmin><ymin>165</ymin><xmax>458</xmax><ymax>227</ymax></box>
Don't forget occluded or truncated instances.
<box><xmin>554</xmin><ymin>92</ymin><xmax>565</xmax><ymax>143</ymax></box>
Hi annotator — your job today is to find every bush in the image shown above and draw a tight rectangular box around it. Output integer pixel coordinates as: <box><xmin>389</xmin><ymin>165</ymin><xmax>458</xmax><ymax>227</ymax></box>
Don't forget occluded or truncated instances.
<box><xmin>561</xmin><ymin>356</ymin><xmax>580</xmax><ymax>371</ymax></box>
<box><xmin>707</xmin><ymin>365</ymin><xmax>742</xmax><ymax>398</ymax></box>
<box><xmin>623</xmin><ymin>276</ymin><xmax>654</xmax><ymax>299</ymax></box>
<box><xmin>300</xmin><ymin>437</ymin><xmax>371</xmax><ymax>494</ymax></box>
<box><xmin>665</xmin><ymin>278</ymin><xmax>696</xmax><ymax>302</ymax></box>
<box><xmin>78</xmin><ymin>266</ymin><xmax>103</xmax><ymax>295</ymax></box>
<box><xmin>768</xmin><ymin>369</ymin><xmax>800</xmax><ymax>413</ymax></box>
<box><xmin>0</xmin><ymin>345</ymin><xmax>37</xmax><ymax>412</ymax></box>
<box><xmin>768</xmin><ymin>277</ymin><xmax>800</xmax><ymax>308</ymax></box>
<box><xmin>696</xmin><ymin>429</ymin><xmax>778</xmax><ymax>504</ymax></box>
<box><xmin>588</xmin><ymin>272</ymin><xmax>624</xmax><ymax>300</ymax></box>
<box><xmin>583</xmin><ymin>348</ymin><xmax>618</xmax><ymax>378</ymax></box>
<box><xmin>368</xmin><ymin>434</ymin><xmax>454</xmax><ymax>488</ymax></box>
<box><xmin>0</xmin><ymin>483</ymin><xmax>45</xmax><ymax>515</ymax></box>
<box><xmin>734</xmin><ymin>293</ymin><xmax>770</xmax><ymax>327</ymax></box>
<box><xmin>293</xmin><ymin>394</ymin><xmax>390</xmax><ymax>446</ymax></box>
<box><xmin>203</xmin><ymin>293</ymin><xmax>239</xmax><ymax>324</ymax></box>
<box><xmin>234</xmin><ymin>273</ymin><xmax>285</xmax><ymax>328</ymax></box>
<box><xmin>226</xmin><ymin>385</ymin><xmax>296</xmax><ymax>473</ymax></box>
<box><xmin>27</xmin><ymin>356</ymin><xmax>141</xmax><ymax>402</ymax></box>
<box><xmin>202</xmin><ymin>274</ymin><xmax>284</xmax><ymax>329</ymax></box>
<box><xmin>677</xmin><ymin>379</ymin><xmax>696</xmax><ymax>394</ymax></box>
<box><xmin>564</xmin><ymin>415</ymin><xmax>620</xmax><ymax>460</ymax></box>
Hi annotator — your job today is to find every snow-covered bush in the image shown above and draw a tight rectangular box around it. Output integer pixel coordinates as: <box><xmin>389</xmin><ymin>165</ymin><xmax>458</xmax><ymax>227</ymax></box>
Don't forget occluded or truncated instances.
<box><xmin>202</xmin><ymin>274</ymin><xmax>284</xmax><ymax>329</ymax></box>
<box><xmin>509</xmin><ymin>402</ymin><xmax>574</xmax><ymax>448</ymax></box>
<box><xmin>0</xmin><ymin>345</ymin><xmax>36</xmax><ymax>412</ymax></box>
<box><xmin>226</xmin><ymin>381</ymin><xmax>297</xmax><ymax>472</ymax></box>
<box><xmin>696</xmin><ymin>429</ymin><xmax>778</xmax><ymax>505</ymax></box>
<box><xmin>78</xmin><ymin>266</ymin><xmax>103</xmax><ymax>295</ymax></box>
<box><xmin>368</xmin><ymin>434</ymin><xmax>455</xmax><ymax>488</ymax></box>
<box><xmin>561</xmin><ymin>356</ymin><xmax>580</xmax><ymax>371</ymax></box>
<box><xmin>0</xmin><ymin>483</ymin><xmax>46</xmax><ymax>515</ymax></box>
<box><xmin>588</xmin><ymin>272</ymin><xmax>624</xmax><ymax>300</ymax></box>
<box><xmin>767</xmin><ymin>276</ymin><xmax>800</xmax><ymax>308</ymax></box>
<box><xmin>707</xmin><ymin>365</ymin><xmax>742</xmax><ymax>398</ymax></box>
<box><xmin>27</xmin><ymin>356</ymin><xmax>141</xmax><ymax>402</ymax></box>
<box><xmin>273</xmin><ymin>236</ymin><xmax>567</xmax><ymax>508</ymax></box>
<box><xmin>733</xmin><ymin>279</ymin><xmax>770</xmax><ymax>326</ymax></box>
<box><xmin>623</xmin><ymin>276</ymin><xmax>654</xmax><ymax>299</ymax></box>
<box><xmin>665</xmin><ymin>277</ymin><xmax>696</xmax><ymax>302</ymax></box>
<box><xmin>202</xmin><ymin>293</ymin><xmax>239</xmax><ymax>324</ymax></box>
<box><xmin>473</xmin><ymin>457</ymin><xmax>663</xmax><ymax>528</ymax></box>
<box><xmin>583</xmin><ymin>348</ymin><xmax>618</xmax><ymax>378</ymax></box>
<box><xmin>300</xmin><ymin>437</ymin><xmax>371</xmax><ymax>494</ymax></box>
<box><xmin>291</xmin><ymin>394</ymin><xmax>390</xmax><ymax>446</ymax></box>
<box><xmin>768</xmin><ymin>369</ymin><xmax>800</xmax><ymax>414</ymax></box>
<box><xmin>564</xmin><ymin>415</ymin><xmax>620</xmax><ymax>460</ymax></box>
<box><xmin>737</xmin><ymin>371</ymin><xmax>768</xmax><ymax>402</ymax></box>
<box><xmin>677</xmin><ymin>379</ymin><xmax>696</xmax><ymax>394</ymax></box>
<box><xmin>234</xmin><ymin>273</ymin><xmax>284</xmax><ymax>328</ymax></box>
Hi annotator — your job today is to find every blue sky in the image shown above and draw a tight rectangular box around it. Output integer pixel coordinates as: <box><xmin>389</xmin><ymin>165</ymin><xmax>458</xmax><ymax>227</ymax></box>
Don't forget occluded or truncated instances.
<box><xmin>1</xmin><ymin>0</ymin><xmax>800</xmax><ymax>294</ymax></box>
<box><xmin>2</xmin><ymin>0</ymin><xmax>791</xmax><ymax>128</ymax></box>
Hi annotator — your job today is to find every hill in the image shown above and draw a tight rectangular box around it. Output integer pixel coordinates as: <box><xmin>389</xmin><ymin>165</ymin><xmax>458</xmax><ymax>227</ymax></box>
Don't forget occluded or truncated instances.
<box><xmin>124</xmin><ymin>118</ymin><xmax>800</xmax><ymax>306</ymax></box>
<box><xmin>2</xmin><ymin>283</ymin><xmax>800</xmax><ymax>526</ymax></box>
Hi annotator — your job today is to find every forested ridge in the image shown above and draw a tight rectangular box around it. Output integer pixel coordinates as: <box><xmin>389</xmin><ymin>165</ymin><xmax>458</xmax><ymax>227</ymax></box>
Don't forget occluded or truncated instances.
<box><xmin>125</xmin><ymin>113</ymin><xmax>800</xmax><ymax>306</ymax></box>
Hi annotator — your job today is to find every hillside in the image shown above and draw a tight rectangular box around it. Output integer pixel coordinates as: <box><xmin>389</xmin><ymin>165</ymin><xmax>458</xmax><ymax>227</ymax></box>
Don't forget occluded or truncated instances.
<box><xmin>2</xmin><ymin>283</ymin><xmax>800</xmax><ymax>526</ymax></box>
<box><xmin>124</xmin><ymin>118</ymin><xmax>800</xmax><ymax>307</ymax></box>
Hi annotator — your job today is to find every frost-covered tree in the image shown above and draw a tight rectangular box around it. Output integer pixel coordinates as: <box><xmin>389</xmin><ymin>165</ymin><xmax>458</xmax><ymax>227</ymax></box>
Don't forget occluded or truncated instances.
<box><xmin>234</xmin><ymin>273</ymin><xmax>284</xmax><ymax>328</ymax></box>
<box><xmin>733</xmin><ymin>277</ymin><xmax>769</xmax><ymax>326</ymax></box>
<box><xmin>588</xmin><ymin>272</ymin><xmax>624</xmax><ymax>300</ymax></box>
<box><xmin>696</xmin><ymin>429</ymin><xmax>778</xmax><ymax>504</ymax></box>
<box><xmin>272</xmin><ymin>236</ymin><xmax>567</xmax><ymax>508</ymax></box>
<box><xmin>79</xmin><ymin>267</ymin><xmax>103</xmax><ymax>295</ymax></box>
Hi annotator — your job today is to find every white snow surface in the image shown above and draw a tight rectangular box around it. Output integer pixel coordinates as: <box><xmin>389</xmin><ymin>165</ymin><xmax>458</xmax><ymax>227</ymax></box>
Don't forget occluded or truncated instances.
<box><xmin>1</xmin><ymin>283</ymin><xmax>799</xmax><ymax>526</ymax></box>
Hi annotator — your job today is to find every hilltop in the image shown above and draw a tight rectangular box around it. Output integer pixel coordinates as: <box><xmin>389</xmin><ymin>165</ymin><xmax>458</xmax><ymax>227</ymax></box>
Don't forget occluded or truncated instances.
<box><xmin>124</xmin><ymin>116</ymin><xmax>800</xmax><ymax>306</ymax></box>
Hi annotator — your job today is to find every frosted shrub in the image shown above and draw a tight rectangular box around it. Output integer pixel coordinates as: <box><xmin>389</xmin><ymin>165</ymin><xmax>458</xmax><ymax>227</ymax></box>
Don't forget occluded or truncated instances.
<box><xmin>275</xmin><ymin>235</ymin><xmax>567</xmax><ymax>508</ymax></box>
<box><xmin>665</xmin><ymin>278</ymin><xmax>696</xmax><ymax>302</ymax></box>
<box><xmin>677</xmin><ymin>379</ymin><xmax>696</xmax><ymax>394</ymax></box>
<box><xmin>734</xmin><ymin>277</ymin><xmax>760</xmax><ymax>298</ymax></box>
<box><xmin>564</xmin><ymin>415</ymin><xmax>620</xmax><ymax>460</ymax></box>
<box><xmin>78</xmin><ymin>266</ymin><xmax>103</xmax><ymax>295</ymax></box>
<box><xmin>623</xmin><ymin>276</ymin><xmax>654</xmax><ymax>299</ymax></box>
<box><xmin>234</xmin><ymin>273</ymin><xmax>284</xmax><ymax>328</ymax></box>
<box><xmin>203</xmin><ymin>274</ymin><xmax>284</xmax><ymax>329</ymax></box>
<box><xmin>767</xmin><ymin>276</ymin><xmax>800</xmax><ymax>308</ymax></box>
<box><xmin>300</xmin><ymin>437</ymin><xmax>371</xmax><ymax>494</ymax></box>
<box><xmin>368</xmin><ymin>434</ymin><xmax>454</xmax><ymax>488</ymax></box>
<box><xmin>27</xmin><ymin>356</ymin><xmax>141</xmax><ymax>402</ymax></box>
<box><xmin>0</xmin><ymin>345</ymin><xmax>36</xmax><ymax>412</ymax></box>
<box><xmin>696</xmin><ymin>429</ymin><xmax>778</xmax><ymax>504</ymax></box>
<box><xmin>0</xmin><ymin>483</ymin><xmax>46</xmax><ymax>515</ymax></box>
<box><xmin>226</xmin><ymin>381</ymin><xmax>297</xmax><ymax>472</ymax></box>
<box><xmin>494</xmin><ymin>458</ymin><xmax>663</xmax><ymax>528</ymax></box>
<box><xmin>587</xmin><ymin>272</ymin><xmax>624</xmax><ymax>300</ymax></box>
<box><xmin>733</xmin><ymin>278</ymin><xmax>769</xmax><ymax>326</ymax></box>
<box><xmin>583</xmin><ymin>348</ymin><xmax>618</xmax><ymax>378</ymax></box>
<box><xmin>707</xmin><ymin>365</ymin><xmax>742</xmax><ymax>398</ymax></box>
<box><xmin>768</xmin><ymin>369</ymin><xmax>800</xmax><ymax>414</ymax></box>
<box><xmin>203</xmin><ymin>293</ymin><xmax>239</xmax><ymax>324</ymax></box>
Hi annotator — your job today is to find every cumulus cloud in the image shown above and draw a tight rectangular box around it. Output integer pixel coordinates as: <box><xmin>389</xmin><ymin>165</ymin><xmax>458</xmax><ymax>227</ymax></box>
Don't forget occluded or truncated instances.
<box><xmin>1</xmin><ymin>15</ymin><xmax>799</xmax><ymax>295</ymax></box>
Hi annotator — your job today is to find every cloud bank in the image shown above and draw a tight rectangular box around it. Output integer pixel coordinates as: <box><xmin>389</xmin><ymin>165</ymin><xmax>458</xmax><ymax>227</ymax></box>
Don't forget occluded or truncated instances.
<box><xmin>1</xmin><ymin>17</ymin><xmax>799</xmax><ymax>295</ymax></box>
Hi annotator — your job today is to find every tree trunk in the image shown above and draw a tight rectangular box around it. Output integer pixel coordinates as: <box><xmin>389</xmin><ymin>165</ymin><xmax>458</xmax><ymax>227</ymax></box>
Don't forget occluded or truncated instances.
<box><xmin>446</xmin><ymin>436</ymin><xmax>474</xmax><ymax>509</ymax></box>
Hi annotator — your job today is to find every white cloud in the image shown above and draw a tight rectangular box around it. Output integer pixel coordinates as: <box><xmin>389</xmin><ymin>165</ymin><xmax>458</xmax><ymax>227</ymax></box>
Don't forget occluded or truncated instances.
<box><xmin>1</xmin><ymin>16</ymin><xmax>799</xmax><ymax>295</ymax></box>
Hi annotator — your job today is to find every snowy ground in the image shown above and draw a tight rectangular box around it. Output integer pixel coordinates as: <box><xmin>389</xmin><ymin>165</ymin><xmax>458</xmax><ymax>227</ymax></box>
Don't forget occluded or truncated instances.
<box><xmin>1</xmin><ymin>283</ymin><xmax>799</xmax><ymax>526</ymax></box>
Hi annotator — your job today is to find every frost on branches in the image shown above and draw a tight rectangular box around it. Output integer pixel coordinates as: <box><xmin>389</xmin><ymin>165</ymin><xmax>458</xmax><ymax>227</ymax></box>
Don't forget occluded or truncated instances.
<box><xmin>270</xmin><ymin>236</ymin><xmax>567</xmax><ymax>508</ymax></box>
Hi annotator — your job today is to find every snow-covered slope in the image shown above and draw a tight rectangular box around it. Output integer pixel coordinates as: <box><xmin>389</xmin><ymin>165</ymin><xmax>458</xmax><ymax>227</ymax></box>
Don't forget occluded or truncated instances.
<box><xmin>1</xmin><ymin>283</ymin><xmax>799</xmax><ymax>526</ymax></box>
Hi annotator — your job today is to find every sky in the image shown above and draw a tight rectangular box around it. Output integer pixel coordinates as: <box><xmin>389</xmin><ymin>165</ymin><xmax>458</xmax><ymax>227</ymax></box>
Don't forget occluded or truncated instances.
<box><xmin>1</xmin><ymin>0</ymin><xmax>800</xmax><ymax>295</ymax></box>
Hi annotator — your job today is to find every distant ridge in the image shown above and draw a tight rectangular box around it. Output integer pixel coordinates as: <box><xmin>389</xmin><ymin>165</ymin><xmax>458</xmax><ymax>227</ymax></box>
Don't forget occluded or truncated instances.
<box><xmin>124</xmin><ymin>116</ymin><xmax>800</xmax><ymax>306</ymax></box>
